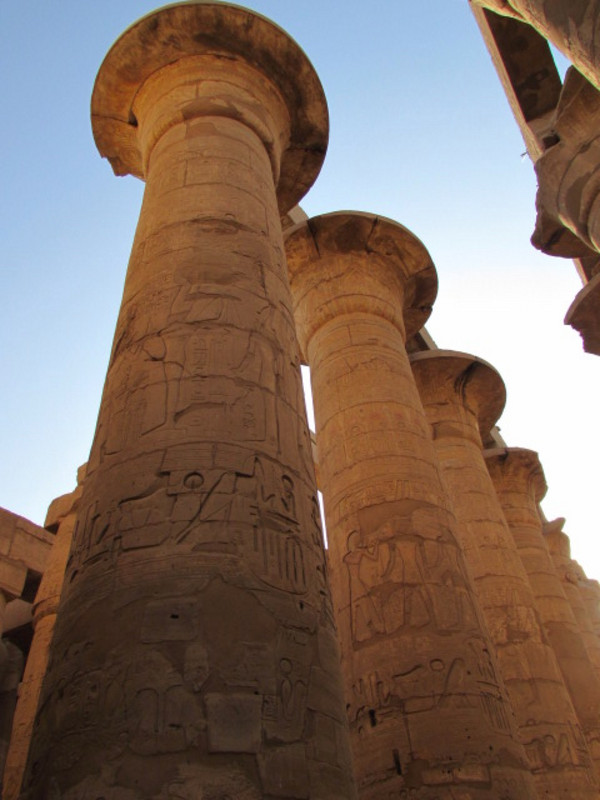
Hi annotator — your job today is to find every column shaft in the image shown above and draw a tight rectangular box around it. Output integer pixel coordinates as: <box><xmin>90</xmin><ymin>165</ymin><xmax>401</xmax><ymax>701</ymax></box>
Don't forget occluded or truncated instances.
<box><xmin>287</xmin><ymin>213</ymin><xmax>534</xmax><ymax>799</ymax></box>
<box><xmin>22</xmin><ymin>9</ymin><xmax>354</xmax><ymax>798</ymax></box>
<box><xmin>487</xmin><ymin>450</ymin><xmax>600</xmax><ymax>778</ymax></box>
<box><xmin>544</xmin><ymin>523</ymin><xmax>600</xmax><ymax>682</ymax></box>
<box><xmin>412</xmin><ymin>352</ymin><xmax>597</xmax><ymax>797</ymax></box>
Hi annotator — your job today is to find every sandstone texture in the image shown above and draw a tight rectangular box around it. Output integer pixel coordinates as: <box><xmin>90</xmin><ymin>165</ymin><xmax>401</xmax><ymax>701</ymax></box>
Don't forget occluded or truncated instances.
<box><xmin>21</xmin><ymin>5</ymin><xmax>356</xmax><ymax>798</ymax></box>
<box><xmin>486</xmin><ymin>448</ymin><xmax>600</xmax><ymax>781</ymax></box>
<box><xmin>412</xmin><ymin>351</ymin><xmax>598</xmax><ymax>797</ymax></box>
<box><xmin>286</xmin><ymin>212</ymin><xmax>535</xmax><ymax>799</ymax></box>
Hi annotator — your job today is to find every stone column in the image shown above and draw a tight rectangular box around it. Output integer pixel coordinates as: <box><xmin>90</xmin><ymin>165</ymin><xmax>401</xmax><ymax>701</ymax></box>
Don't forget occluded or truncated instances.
<box><xmin>411</xmin><ymin>350</ymin><xmax>598</xmax><ymax>796</ymax></box>
<box><xmin>544</xmin><ymin>517</ymin><xmax>600</xmax><ymax>683</ymax></box>
<box><xmin>486</xmin><ymin>448</ymin><xmax>600</xmax><ymax>776</ymax></box>
<box><xmin>471</xmin><ymin>0</ymin><xmax>600</xmax><ymax>91</ymax></box>
<box><xmin>579</xmin><ymin>578</ymin><xmax>600</xmax><ymax>640</ymax></box>
<box><xmin>22</xmin><ymin>6</ymin><xmax>356</xmax><ymax>799</ymax></box>
<box><xmin>3</xmin><ymin>470</ymin><xmax>84</xmax><ymax>800</ymax></box>
<box><xmin>286</xmin><ymin>212</ymin><xmax>535</xmax><ymax>800</ymax></box>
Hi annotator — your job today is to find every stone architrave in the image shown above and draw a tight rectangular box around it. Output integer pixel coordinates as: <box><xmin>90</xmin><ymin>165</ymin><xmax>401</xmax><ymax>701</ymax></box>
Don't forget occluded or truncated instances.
<box><xmin>471</xmin><ymin>0</ymin><xmax>600</xmax><ymax>92</ymax></box>
<box><xmin>21</xmin><ymin>6</ymin><xmax>357</xmax><ymax>799</ymax></box>
<box><xmin>2</xmin><ymin>469</ymin><xmax>84</xmax><ymax>800</ymax></box>
<box><xmin>544</xmin><ymin>518</ymin><xmax>600</xmax><ymax>683</ymax></box>
<box><xmin>411</xmin><ymin>350</ymin><xmax>598</xmax><ymax>797</ymax></box>
<box><xmin>286</xmin><ymin>212</ymin><xmax>535</xmax><ymax>800</ymax></box>
<box><xmin>486</xmin><ymin>448</ymin><xmax>600</xmax><ymax>777</ymax></box>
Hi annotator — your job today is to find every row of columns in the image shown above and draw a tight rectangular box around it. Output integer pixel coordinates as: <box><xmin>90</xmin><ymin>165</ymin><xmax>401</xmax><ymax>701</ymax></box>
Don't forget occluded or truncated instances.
<box><xmin>286</xmin><ymin>211</ymin><xmax>600</xmax><ymax>799</ymax></box>
<box><xmin>12</xmin><ymin>4</ymin><xmax>600</xmax><ymax>798</ymax></box>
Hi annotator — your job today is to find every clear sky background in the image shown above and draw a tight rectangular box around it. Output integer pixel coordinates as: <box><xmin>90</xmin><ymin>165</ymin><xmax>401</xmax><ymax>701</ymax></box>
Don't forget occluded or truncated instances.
<box><xmin>1</xmin><ymin>2</ymin><xmax>598</xmax><ymax>576</ymax></box>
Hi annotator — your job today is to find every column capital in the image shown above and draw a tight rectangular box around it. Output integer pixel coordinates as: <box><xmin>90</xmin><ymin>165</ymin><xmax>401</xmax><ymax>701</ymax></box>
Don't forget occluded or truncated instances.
<box><xmin>285</xmin><ymin>211</ymin><xmax>437</xmax><ymax>348</ymax></box>
<box><xmin>565</xmin><ymin>272</ymin><xmax>600</xmax><ymax>355</ymax></box>
<box><xmin>544</xmin><ymin>516</ymin><xmax>571</xmax><ymax>557</ymax></box>
<box><xmin>484</xmin><ymin>446</ymin><xmax>547</xmax><ymax>501</ymax></box>
<box><xmin>410</xmin><ymin>349</ymin><xmax>506</xmax><ymax>441</ymax></box>
<box><xmin>91</xmin><ymin>2</ymin><xmax>328</xmax><ymax>213</ymax></box>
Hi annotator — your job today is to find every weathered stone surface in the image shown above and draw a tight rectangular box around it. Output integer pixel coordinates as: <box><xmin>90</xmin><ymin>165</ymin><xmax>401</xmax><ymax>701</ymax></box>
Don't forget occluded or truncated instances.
<box><xmin>3</xmin><ymin>473</ymin><xmax>83</xmax><ymax>800</ymax></box>
<box><xmin>545</xmin><ymin>518</ymin><xmax>600</xmax><ymax>684</ymax></box>
<box><xmin>472</xmin><ymin>0</ymin><xmax>600</xmax><ymax>92</ymax></box>
<box><xmin>486</xmin><ymin>448</ymin><xmax>600</xmax><ymax>780</ymax></box>
<box><xmin>0</xmin><ymin>509</ymin><xmax>53</xmax><ymax>601</ymax></box>
<box><xmin>531</xmin><ymin>69</ymin><xmax>600</xmax><ymax>262</ymax></box>
<box><xmin>286</xmin><ymin>212</ymin><xmax>535</xmax><ymax>799</ymax></box>
<box><xmin>412</xmin><ymin>350</ymin><xmax>598</xmax><ymax>797</ymax></box>
<box><xmin>21</xmin><ymin>5</ymin><xmax>356</xmax><ymax>799</ymax></box>
<box><xmin>565</xmin><ymin>273</ymin><xmax>600</xmax><ymax>355</ymax></box>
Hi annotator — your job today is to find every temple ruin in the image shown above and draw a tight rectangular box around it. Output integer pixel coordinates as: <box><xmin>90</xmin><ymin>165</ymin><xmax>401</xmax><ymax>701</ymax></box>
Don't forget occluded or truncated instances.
<box><xmin>1</xmin><ymin>1</ymin><xmax>599</xmax><ymax>798</ymax></box>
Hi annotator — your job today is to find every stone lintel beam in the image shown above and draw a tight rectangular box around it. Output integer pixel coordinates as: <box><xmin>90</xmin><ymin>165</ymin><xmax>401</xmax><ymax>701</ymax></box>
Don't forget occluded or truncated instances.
<box><xmin>287</xmin><ymin>215</ymin><xmax>537</xmax><ymax>798</ymax></box>
<box><xmin>486</xmin><ymin>448</ymin><xmax>600</xmax><ymax>777</ymax></box>
<box><xmin>469</xmin><ymin>4</ymin><xmax>562</xmax><ymax>161</ymax></box>
<box><xmin>91</xmin><ymin>2</ymin><xmax>328</xmax><ymax>214</ymax></box>
<box><xmin>471</xmin><ymin>0</ymin><xmax>600</xmax><ymax>93</ymax></box>
<box><xmin>565</xmin><ymin>272</ymin><xmax>600</xmax><ymax>355</ymax></box>
<box><xmin>410</xmin><ymin>350</ymin><xmax>506</xmax><ymax>446</ymax></box>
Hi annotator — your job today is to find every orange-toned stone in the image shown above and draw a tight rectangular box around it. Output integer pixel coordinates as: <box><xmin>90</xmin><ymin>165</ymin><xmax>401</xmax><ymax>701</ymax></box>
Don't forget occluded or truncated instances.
<box><xmin>412</xmin><ymin>351</ymin><xmax>598</xmax><ymax>797</ymax></box>
<box><xmin>472</xmin><ymin>0</ymin><xmax>600</xmax><ymax>92</ymax></box>
<box><xmin>579</xmin><ymin>578</ymin><xmax>600</xmax><ymax>641</ymax></box>
<box><xmin>2</xmin><ymin>474</ymin><xmax>84</xmax><ymax>800</ymax></box>
<box><xmin>486</xmin><ymin>448</ymin><xmax>600</xmax><ymax>778</ymax></box>
<box><xmin>565</xmin><ymin>273</ymin><xmax>600</xmax><ymax>356</ymax></box>
<box><xmin>286</xmin><ymin>212</ymin><xmax>534</xmax><ymax>799</ymax></box>
<box><xmin>544</xmin><ymin>518</ymin><xmax>600</xmax><ymax>684</ymax></box>
<box><xmin>22</xmin><ymin>6</ymin><xmax>356</xmax><ymax>799</ymax></box>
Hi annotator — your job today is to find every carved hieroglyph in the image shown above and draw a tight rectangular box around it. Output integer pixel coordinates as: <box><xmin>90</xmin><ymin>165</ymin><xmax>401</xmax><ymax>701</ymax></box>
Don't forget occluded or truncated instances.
<box><xmin>486</xmin><ymin>448</ymin><xmax>600</xmax><ymax>781</ymax></box>
<box><xmin>471</xmin><ymin>0</ymin><xmax>600</xmax><ymax>92</ymax></box>
<box><xmin>21</xmin><ymin>6</ymin><xmax>357</xmax><ymax>798</ymax></box>
<box><xmin>411</xmin><ymin>351</ymin><xmax>598</xmax><ymax>797</ymax></box>
<box><xmin>286</xmin><ymin>212</ymin><xmax>535</xmax><ymax>799</ymax></box>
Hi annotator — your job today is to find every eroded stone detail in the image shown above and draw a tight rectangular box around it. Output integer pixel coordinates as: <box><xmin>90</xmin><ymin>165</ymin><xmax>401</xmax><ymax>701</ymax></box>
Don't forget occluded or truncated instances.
<box><xmin>486</xmin><ymin>447</ymin><xmax>600</xmax><ymax>781</ymax></box>
<box><xmin>286</xmin><ymin>213</ymin><xmax>535</xmax><ymax>799</ymax></box>
<box><xmin>412</xmin><ymin>351</ymin><xmax>598</xmax><ymax>797</ymax></box>
<box><xmin>21</xmin><ymin>6</ymin><xmax>356</xmax><ymax>798</ymax></box>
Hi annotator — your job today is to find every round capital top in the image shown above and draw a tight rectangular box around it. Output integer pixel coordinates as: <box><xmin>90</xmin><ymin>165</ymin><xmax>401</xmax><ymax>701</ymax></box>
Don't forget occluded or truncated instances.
<box><xmin>484</xmin><ymin>447</ymin><xmax>547</xmax><ymax>502</ymax></box>
<box><xmin>285</xmin><ymin>212</ymin><xmax>437</xmax><ymax>340</ymax></box>
<box><xmin>91</xmin><ymin>2</ymin><xmax>328</xmax><ymax>213</ymax></box>
<box><xmin>410</xmin><ymin>350</ymin><xmax>506</xmax><ymax>439</ymax></box>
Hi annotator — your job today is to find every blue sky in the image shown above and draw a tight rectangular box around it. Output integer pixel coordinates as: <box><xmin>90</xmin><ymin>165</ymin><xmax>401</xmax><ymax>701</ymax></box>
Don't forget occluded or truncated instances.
<box><xmin>1</xmin><ymin>2</ymin><xmax>598</xmax><ymax>576</ymax></box>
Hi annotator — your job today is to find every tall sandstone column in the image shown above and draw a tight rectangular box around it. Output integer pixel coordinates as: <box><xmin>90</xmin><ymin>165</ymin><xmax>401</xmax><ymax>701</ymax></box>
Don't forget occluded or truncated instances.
<box><xmin>411</xmin><ymin>350</ymin><xmax>598</xmax><ymax>797</ymax></box>
<box><xmin>286</xmin><ymin>212</ymin><xmax>535</xmax><ymax>800</ymax></box>
<box><xmin>22</xmin><ymin>6</ymin><xmax>356</xmax><ymax>799</ymax></box>
<box><xmin>486</xmin><ymin>448</ymin><xmax>600</xmax><ymax>778</ymax></box>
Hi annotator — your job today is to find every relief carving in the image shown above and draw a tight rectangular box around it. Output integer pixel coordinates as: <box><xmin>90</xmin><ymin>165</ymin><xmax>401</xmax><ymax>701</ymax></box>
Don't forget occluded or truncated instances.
<box><xmin>344</xmin><ymin>505</ymin><xmax>479</xmax><ymax>645</ymax></box>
